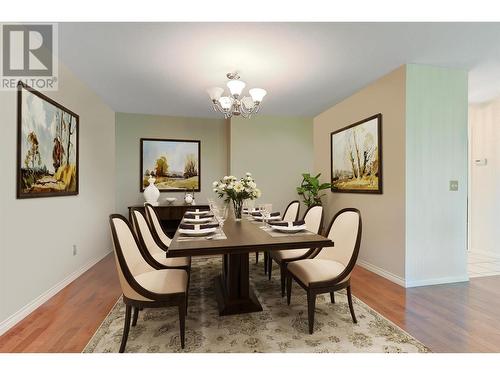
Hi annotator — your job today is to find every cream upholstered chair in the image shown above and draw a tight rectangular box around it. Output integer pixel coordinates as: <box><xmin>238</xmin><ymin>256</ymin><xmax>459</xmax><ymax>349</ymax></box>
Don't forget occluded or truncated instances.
<box><xmin>263</xmin><ymin>200</ymin><xmax>300</xmax><ymax>273</ymax></box>
<box><xmin>131</xmin><ymin>208</ymin><xmax>191</xmax><ymax>272</ymax></box>
<box><xmin>285</xmin><ymin>208</ymin><xmax>362</xmax><ymax>334</ymax></box>
<box><xmin>144</xmin><ymin>203</ymin><xmax>172</xmax><ymax>248</ymax></box>
<box><xmin>269</xmin><ymin>204</ymin><xmax>323</xmax><ymax>296</ymax></box>
<box><xmin>109</xmin><ymin>214</ymin><xmax>188</xmax><ymax>352</ymax></box>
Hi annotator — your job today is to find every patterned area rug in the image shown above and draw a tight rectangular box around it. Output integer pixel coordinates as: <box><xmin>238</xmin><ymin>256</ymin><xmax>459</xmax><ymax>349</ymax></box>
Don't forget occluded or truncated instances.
<box><xmin>84</xmin><ymin>256</ymin><xmax>429</xmax><ymax>353</ymax></box>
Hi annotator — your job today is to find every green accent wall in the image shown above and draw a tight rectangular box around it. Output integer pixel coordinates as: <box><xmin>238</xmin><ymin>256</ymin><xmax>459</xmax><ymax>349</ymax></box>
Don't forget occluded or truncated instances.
<box><xmin>230</xmin><ymin>115</ymin><xmax>313</xmax><ymax>213</ymax></box>
<box><xmin>115</xmin><ymin>113</ymin><xmax>228</xmax><ymax>215</ymax></box>
<box><xmin>405</xmin><ymin>64</ymin><xmax>468</xmax><ymax>285</ymax></box>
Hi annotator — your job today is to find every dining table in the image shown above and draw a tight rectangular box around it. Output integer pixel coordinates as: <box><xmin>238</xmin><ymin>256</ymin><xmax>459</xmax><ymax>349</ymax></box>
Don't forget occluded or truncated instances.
<box><xmin>167</xmin><ymin>216</ymin><xmax>334</xmax><ymax>316</ymax></box>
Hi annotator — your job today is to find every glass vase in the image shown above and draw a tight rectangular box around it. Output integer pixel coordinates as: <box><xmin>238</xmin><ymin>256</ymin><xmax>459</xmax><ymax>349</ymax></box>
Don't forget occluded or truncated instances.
<box><xmin>233</xmin><ymin>199</ymin><xmax>243</xmax><ymax>221</ymax></box>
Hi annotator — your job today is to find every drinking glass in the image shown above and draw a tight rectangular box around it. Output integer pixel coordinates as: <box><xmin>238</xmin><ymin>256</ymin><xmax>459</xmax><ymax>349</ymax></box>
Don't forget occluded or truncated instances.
<box><xmin>215</xmin><ymin>204</ymin><xmax>229</xmax><ymax>227</ymax></box>
<box><xmin>261</xmin><ymin>207</ymin><xmax>271</xmax><ymax>227</ymax></box>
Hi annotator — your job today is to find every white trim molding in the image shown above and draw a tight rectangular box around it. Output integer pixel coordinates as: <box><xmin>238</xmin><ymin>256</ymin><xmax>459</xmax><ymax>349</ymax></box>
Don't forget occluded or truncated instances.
<box><xmin>405</xmin><ymin>275</ymin><xmax>469</xmax><ymax>288</ymax></box>
<box><xmin>0</xmin><ymin>251</ymin><xmax>111</xmax><ymax>336</ymax></box>
<box><xmin>357</xmin><ymin>260</ymin><xmax>406</xmax><ymax>287</ymax></box>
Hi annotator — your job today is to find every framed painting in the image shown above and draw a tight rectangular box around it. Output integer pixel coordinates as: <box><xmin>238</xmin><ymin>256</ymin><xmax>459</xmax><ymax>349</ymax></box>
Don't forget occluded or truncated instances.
<box><xmin>330</xmin><ymin>113</ymin><xmax>382</xmax><ymax>194</ymax></box>
<box><xmin>17</xmin><ymin>82</ymin><xmax>79</xmax><ymax>199</ymax></box>
<box><xmin>140</xmin><ymin>138</ymin><xmax>201</xmax><ymax>192</ymax></box>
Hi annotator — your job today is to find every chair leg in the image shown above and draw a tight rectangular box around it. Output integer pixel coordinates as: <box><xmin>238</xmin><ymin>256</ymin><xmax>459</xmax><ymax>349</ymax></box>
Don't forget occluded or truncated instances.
<box><xmin>178</xmin><ymin>299</ymin><xmax>186</xmax><ymax>349</ymax></box>
<box><xmin>186</xmin><ymin>268</ymin><xmax>191</xmax><ymax>314</ymax></box>
<box><xmin>268</xmin><ymin>256</ymin><xmax>273</xmax><ymax>280</ymax></box>
<box><xmin>307</xmin><ymin>291</ymin><xmax>316</xmax><ymax>334</ymax></box>
<box><xmin>346</xmin><ymin>285</ymin><xmax>357</xmax><ymax>324</ymax></box>
<box><xmin>119</xmin><ymin>305</ymin><xmax>132</xmax><ymax>353</ymax></box>
<box><xmin>286</xmin><ymin>274</ymin><xmax>292</xmax><ymax>305</ymax></box>
<box><xmin>263</xmin><ymin>251</ymin><xmax>268</xmax><ymax>274</ymax></box>
<box><xmin>131</xmin><ymin>306</ymin><xmax>139</xmax><ymax>326</ymax></box>
<box><xmin>280</xmin><ymin>265</ymin><xmax>286</xmax><ymax>297</ymax></box>
<box><xmin>330</xmin><ymin>291</ymin><xmax>335</xmax><ymax>304</ymax></box>
<box><xmin>255</xmin><ymin>251</ymin><xmax>259</xmax><ymax>264</ymax></box>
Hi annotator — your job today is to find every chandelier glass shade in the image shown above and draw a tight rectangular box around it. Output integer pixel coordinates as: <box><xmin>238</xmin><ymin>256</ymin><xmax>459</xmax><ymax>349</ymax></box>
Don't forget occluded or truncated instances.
<box><xmin>207</xmin><ymin>73</ymin><xmax>267</xmax><ymax>119</ymax></box>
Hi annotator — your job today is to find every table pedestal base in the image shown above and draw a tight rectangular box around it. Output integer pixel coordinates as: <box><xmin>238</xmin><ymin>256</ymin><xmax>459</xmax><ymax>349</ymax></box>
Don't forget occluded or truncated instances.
<box><xmin>214</xmin><ymin>252</ymin><xmax>263</xmax><ymax>316</ymax></box>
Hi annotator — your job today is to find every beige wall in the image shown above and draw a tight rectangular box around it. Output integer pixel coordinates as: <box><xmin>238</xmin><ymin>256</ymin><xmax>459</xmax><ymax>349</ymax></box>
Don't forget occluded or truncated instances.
<box><xmin>469</xmin><ymin>98</ymin><xmax>500</xmax><ymax>257</ymax></box>
<box><xmin>0</xmin><ymin>63</ymin><xmax>115</xmax><ymax>330</ymax></box>
<box><xmin>230</xmin><ymin>116</ymin><xmax>313</xmax><ymax>214</ymax></box>
<box><xmin>313</xmin><ymin>66</ymin><xmax>406</xmax><ymax>282</ymax></box>
<box><xmin>115</xmin><ymin>113</ymin><xmax>228</xmax><ymax>215</ymax></box>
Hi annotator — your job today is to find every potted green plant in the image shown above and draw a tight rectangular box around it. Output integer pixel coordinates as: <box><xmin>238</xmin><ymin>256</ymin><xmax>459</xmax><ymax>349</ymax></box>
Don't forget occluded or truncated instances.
<box><xmin>296</xmin><ymin>173</ymin><xmax>332</xmax><ymax>208</ymax></box>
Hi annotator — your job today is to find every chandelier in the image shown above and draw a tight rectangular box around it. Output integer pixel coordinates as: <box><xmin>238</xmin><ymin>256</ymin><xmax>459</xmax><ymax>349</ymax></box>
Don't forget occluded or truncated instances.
<box><xmin>206</xmin><ymin>72</ymin><xmax>267</xmax><ymax>119</ymax></box>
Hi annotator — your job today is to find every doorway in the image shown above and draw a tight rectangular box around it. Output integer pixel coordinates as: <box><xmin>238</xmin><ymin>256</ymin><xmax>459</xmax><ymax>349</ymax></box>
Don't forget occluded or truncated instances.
<box><xmin>468</xmin><ymin>99</ymin><xmax>500</xmax><ymax>278</ymax></box>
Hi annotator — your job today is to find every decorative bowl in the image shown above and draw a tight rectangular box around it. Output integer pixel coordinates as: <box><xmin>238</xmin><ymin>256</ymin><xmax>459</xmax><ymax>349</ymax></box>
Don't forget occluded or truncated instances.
<box><xmin>165</xmin><ymin>197</ymin><xmax>177</xmax><ymax>204</ymax></box>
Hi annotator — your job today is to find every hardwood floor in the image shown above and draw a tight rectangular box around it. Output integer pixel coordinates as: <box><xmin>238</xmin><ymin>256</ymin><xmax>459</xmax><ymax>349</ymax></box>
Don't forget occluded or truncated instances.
<box><xmin>0</xmin><ymin>254</ymin><xmax>121</xmax><ymax>353</ymax></box>
<box><xmin>1</xmin><ymin>253</ymin><xmax>499</xmax><ymax>352</ymax></box>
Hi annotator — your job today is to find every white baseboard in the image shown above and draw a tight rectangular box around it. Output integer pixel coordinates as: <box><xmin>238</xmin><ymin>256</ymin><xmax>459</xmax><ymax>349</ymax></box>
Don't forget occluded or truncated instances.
<box><xmin>468</xmin><ymin>248</ymin><xmax>500</xmax><ymax>259</ymax></box>
<box><xmin>357</xmin><ymin>259</ymin><xmax>406</xmax><ymax>287</ymax></box>
<box><xmin>405</xmin><ymin>275</ymin><xmax>469</xmax><ymax>288</ymax></box>
<box><xmin>0</xmin><ymin>250</ymin><xmax>111</xmax><ymax>336</ymax></box>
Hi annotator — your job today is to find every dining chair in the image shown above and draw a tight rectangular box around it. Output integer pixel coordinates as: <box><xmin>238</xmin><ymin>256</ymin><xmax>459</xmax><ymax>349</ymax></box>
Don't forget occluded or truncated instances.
<box><xmin>109</xmin><ymin>214</ymin><xmax>188</xmax><ymax>351</ymax></box>
<box><xmin>130</xmin><ymin>208</ymin><xmax>191</xmax><ymax>272</ymax></box>
<box><xmin>263</xmin><ymin>200</ymin><xmax>300</xmax><ymax>273</ymax></box>
<box><xmin>144</xmin><ymin>203</ymin><xmax>172</xmax><ymax>248</ymax></box>
<box><xmin>285</xmin><ymin>208</ymin><xmax>362</xmax><ymax>334</ymax></box>
<box><xmin>268</xmin><ymin>204</ymin><xmax>323</xmax><ymax>296</ymax></box>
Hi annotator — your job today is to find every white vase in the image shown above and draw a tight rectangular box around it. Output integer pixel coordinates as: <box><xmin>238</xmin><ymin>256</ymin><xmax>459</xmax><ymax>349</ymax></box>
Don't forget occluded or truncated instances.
<box><xmin>143</xmin><ymin>176</ymin><xmax>160</xmax><ymax>205</ymax></box>
<box><xmin>184</xmin><ymin>193</ymin><xmax>193</xmax><ymax>205</ymax></box>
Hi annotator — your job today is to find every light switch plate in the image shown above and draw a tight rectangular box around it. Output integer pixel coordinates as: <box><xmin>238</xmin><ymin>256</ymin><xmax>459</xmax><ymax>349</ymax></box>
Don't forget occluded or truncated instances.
<box><xmin>449</xmin><ymin>180</ymin><xmax>458</xmax><ymax>191</ymax></box>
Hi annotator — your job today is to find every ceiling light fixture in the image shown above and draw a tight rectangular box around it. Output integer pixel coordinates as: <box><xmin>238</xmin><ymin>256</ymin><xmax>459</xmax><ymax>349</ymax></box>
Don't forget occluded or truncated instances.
<box><xmin>206</xmin><ymin>72</ymin><xmax>267</xmax><ymax>119</ymax></box>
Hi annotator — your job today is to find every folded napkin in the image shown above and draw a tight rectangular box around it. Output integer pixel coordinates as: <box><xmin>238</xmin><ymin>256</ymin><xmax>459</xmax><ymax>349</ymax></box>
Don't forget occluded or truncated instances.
<box><xmin>251</xmin><ymin>211</ymin><xmax>280</xmax><ymax>217</ymax></box>
<box><xmin>179</xmin><ymin>223</ymin><xmax>219</xmax><ymax>230</ymax></box>
<box><xmin>271</xmin><ymin>220</ymin><xmax>305</xmax><ymax>227</ymax></box>
<box><xmin>184</xmin><ymin>212</ymin><xmax>214</xmax><ymax>219</ymax></box>
<box><xmin>186</xmin><ymin>208</ymin><xmax>209</xmax><ymax>213</ymax></box>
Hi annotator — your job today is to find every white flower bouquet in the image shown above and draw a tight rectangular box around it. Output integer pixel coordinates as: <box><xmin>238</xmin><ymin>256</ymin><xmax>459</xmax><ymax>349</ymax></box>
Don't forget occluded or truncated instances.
<box><xmin>212</xmin><ymin>173</ymin><xmax>261</xmax><ymax>220</ymax></box>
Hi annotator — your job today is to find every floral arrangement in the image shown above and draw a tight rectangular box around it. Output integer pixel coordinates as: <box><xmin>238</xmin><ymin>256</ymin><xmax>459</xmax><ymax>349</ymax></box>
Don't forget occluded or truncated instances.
<box><xmin>213</xmin><ymin>173</ymin><xmax>261</xmax><ymax>220</ymax></box>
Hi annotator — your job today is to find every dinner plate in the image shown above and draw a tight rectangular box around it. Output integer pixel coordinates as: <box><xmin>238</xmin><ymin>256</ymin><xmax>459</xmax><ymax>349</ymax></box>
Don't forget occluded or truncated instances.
<box><xmin>183</xmin><ymin>217</ymin><xmax>213</xmax><ymax>223</ymax></box>
<box><xmin>178</xmin><ymin>227</ymin><xmax>217</xmax><ymax>237</ymax></box>
<box><xmin>270</xmin><ymin>225</ymin><xmax>307</xmax><ymax>234</ymax></box>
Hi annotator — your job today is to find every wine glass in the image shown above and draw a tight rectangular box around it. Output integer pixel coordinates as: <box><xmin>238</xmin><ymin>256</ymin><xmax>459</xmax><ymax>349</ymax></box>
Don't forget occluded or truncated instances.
<box><xmin>261</xmin><ymin>206</ymin><xmax>271</xmax><ymax>227</ymax></box>
<box><xmin>215</xmin><ymin>204</ymin><xmax>228</xmax><ymax>227</ymax></box>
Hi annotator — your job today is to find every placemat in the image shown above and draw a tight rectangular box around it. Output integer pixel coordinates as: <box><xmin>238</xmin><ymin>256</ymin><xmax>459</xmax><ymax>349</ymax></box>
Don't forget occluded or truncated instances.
<box><xmin>259</xmin><ymin>225</ymin><xmax>314</xmax><ymax>238</ymax></box>
<box><xmin>176</xmin><ymin>228</ymin><xmax>227</xmax><ymax>242</ymax></box>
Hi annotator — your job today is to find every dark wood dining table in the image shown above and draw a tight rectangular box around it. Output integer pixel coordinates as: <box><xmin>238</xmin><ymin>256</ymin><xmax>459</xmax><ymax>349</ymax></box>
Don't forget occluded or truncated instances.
<box><xmin>167</xmin><ymin>217</ymin><xmax>334</xmax><ymax>316</ymax></box>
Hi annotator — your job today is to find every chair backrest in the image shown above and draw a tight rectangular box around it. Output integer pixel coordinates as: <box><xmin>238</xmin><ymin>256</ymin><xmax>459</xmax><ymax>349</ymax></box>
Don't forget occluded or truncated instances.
<box><xmin>109</xmin><ymin>214</ymin><xmax>154</xmax><ymax>300</ymax></box>
<box><xmin>316</xmin><ymin>208</ymin><xmax>362</xmax><ymax>276</ymax></box>
<box><xmin>303</xmin><ymin>205</ymin><xmax>323</xmax><ymax>234</ymax></box>
<box><xmin>283</xmin><ymin>200</ymin><xmax>300</xmax><ymax>222</ymax></box>
<box><xmin>144</xmin><ymin>203</ymin><xmax>172</xmax><ymax>247</ymax></box>
<box><xmin>131</xmin><ymin>208</ymin><xmax>166</xmax><ymax>257</ymax></box>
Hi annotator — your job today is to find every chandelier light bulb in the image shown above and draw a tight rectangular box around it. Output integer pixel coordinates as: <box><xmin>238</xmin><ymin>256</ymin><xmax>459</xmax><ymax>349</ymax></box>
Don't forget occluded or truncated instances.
<box><xmin>227</xmin><ymin>79</ymin><xmax>246</xmax><ymax>97</ymax></box>
<box><xmin>219</xmin><ymin>96</ymin><xmax>233</xmax><ymax>110</ymax></box>
<box><xmin>249</xmin><ymin>88</ymin><xmax>267</xmax><ymax>103</ymax></box>
<box><xmin>206</xmin><ymin>87</ymin><xmax>224</xmax><ymax>101</ymax></box>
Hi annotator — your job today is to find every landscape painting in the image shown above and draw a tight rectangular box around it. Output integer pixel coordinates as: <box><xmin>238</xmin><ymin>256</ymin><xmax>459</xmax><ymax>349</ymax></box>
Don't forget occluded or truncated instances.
<box><xmin>140</xmin><ymin>138</ymin><xmax>200</xmax><ymax>192</ymax></box>
<box><xmin>330</xmin><ymin>114</ymin><xmax>382</xmax><ymax>194</ymax></box>
<box><xmin>17</xmin><ymin>82</ymin><xmax>79</xmax><ymax>198</ymax></box>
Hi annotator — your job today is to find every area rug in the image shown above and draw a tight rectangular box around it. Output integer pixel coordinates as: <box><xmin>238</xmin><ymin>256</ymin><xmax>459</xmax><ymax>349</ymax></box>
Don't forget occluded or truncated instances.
<box><xmin>84</xmin><ymin>256</ymin><xmax>429</xmax><ymax>353</ymax></box>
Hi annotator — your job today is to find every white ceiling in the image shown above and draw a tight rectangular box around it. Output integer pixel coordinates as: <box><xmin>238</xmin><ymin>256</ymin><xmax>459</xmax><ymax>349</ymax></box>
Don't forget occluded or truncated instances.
<box><xmin>59</xmin><ymin>23</ymin><xmax>500</xmax><ymax>118</ymax></box>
